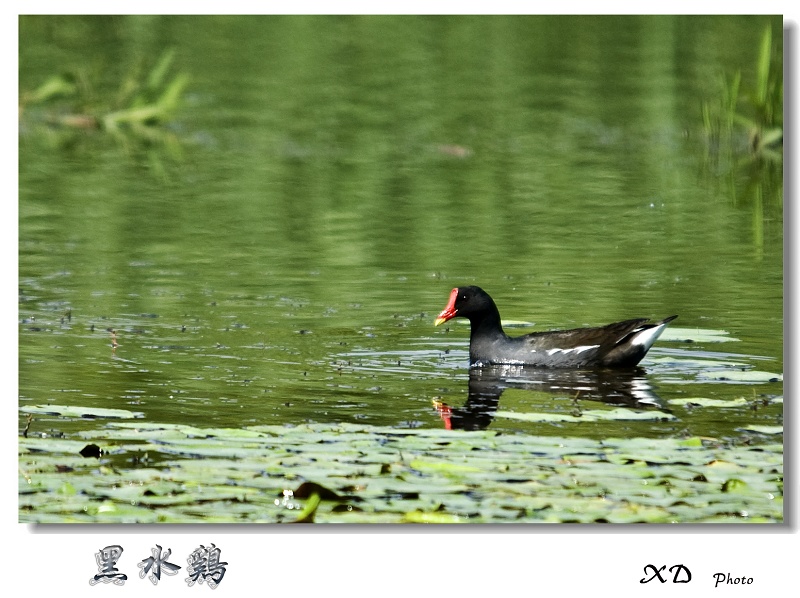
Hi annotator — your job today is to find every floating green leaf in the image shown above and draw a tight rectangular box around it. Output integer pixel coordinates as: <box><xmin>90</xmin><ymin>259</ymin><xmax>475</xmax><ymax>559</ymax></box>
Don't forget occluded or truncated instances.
<box><xmin>409</xmin><ymin>459</ymin><xmax>483</xmax><ymax>474</ymax></box>
<box><xmin>494</xmin><ymin>408</ymin><xmax>676</xmax><ymax>423</ymax></box>
<box><xmin>403</xmin><ymin>510</ymin><xmax>463</xmax><ymax>523</ymax></box>
<box><xmin>742</xmin><ymin>425</ymin><xmax>783</xmax><ymax>435</ymax></box>
<box><xmin>660</xmin><ymin>327</ymin><xmax>740</xmax><ymax>343</ymax></box>
<box><xmin>669</xmin><ymin>398</ymin><xmax>750</xmax><ymax>408</ymax></box>
<box><xmin>697</xmin><ymin>370</ymin><xmax>782</xmax><ymax>383</ymax></box>
<box><xmin>18</xmin><ymin>421</ymin><xmax>783</xmax><ymax>524</ymax></box>
<box><xmin>20</xmin><ymin>404</ymin><xmax>145</xmax><ymax>419</ymax></box>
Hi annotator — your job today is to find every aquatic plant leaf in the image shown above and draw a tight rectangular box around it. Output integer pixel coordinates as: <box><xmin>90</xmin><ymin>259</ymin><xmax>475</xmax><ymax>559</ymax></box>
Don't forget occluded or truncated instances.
<box><xmin>147</xmin><ymin>48</ymin><xmax>176</xmax><ymax>91</ymax></box>
<box><xmin>647</xmin><ymin>355</ymin><xmax>743</xmax><ymax>368</ymax></box>
<box><xmin>18</xmin><ymin>421</ymin><xmax>783</xmax><ymax>524</ymax></box>
<box><xmin>742</xmin><ymin>425</ymin><xmax>783</xmax><ymax>435</ymax></box>
<box><xmin>697</xmin><ymin>370</ymin><xmax>782</xmax><ymax>383</ymax></box>
<box><xmin>756</xmin><ymin>25</ymin><xmax>772</xmax><ymax>106</ymax></box>
<box><xmin>25</xmin><ymin>73</ymin><xmax>77</xmax><ymax>104</ymax></box>
<box><xmin>761</xmin><ymin>127</ymin><xmax>783</xmax><ymax>146</ymax></box>
<box><xmin>669</xmin><ymin>397</ymin><xmax>750</xmax><ymax>408</ymax></box>
<box><xmin>494</xmin><ymin>408</ymin><xmax>676</xmax><ymax>423</ymax></box>
<box><xmin>20</xmin><ymin>404</ymin><xmax>145</xmax><ymax>419</ymax></box>
<box><xmin>409</xmin><ymin>459</ymin><xmax>483</xmax><ymax>474</ymax></box>
<box><xmin>157</xmin><ymin>73</ymin><xmax>190</xmax><ymax>114</ymax></box>
<box><xmin>20</xmin><ymin>437</ymin><xmax>96</xmax><ymax>455</ymax></box>
<box><xmin>677</xmin><ymin>437</ymin><xmax>704</xmax><ymax>447</ymax></box>
<box><xmin>403</xmin><ymin>510</ymin><xmax>463</xmax><ymax>523</ymax></box>
<box><xmin>659</xmin><ymin>327</ymin><xmax>740</xmax><ymax>343</ymax></box>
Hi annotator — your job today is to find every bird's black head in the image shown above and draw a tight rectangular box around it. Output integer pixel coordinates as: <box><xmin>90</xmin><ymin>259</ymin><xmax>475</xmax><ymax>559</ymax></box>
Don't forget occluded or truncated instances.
<box><xmin>434</xmin><ymin>286</ymin><xmax>497</xmax><ymax>325</ymax></box>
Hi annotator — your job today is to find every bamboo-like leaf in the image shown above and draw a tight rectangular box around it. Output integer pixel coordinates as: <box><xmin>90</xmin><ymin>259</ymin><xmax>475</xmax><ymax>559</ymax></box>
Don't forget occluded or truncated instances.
<box><xmin>756</xmin><ymin>26</ymin><xmax>772</xmax><ymax>106</ymax></box>
<box><xmin>157</xmin><ymin>73</ymin><xmax>190</xmax><ymax>114</ymax></box>
<box><xmin>727</xmin><ymin>70</ymin><xmax>741</xmax><ymax>118</ymax></box>
<box><xmin>147</xmin><ymin>48</ymin><xmax>176</xmax><ymax>91</ymax></box>
<box><xmin>26</xmin><ymin>74</ymin><xmax>77</xmax><ymax>104</ymax></box>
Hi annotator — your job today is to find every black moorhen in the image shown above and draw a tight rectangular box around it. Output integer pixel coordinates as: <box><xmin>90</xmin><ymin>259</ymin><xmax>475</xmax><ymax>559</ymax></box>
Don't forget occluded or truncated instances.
<box><xmin>434</xmin><ymin>286</ymin><xmax>676</xmax><ymax>368</ymax></box>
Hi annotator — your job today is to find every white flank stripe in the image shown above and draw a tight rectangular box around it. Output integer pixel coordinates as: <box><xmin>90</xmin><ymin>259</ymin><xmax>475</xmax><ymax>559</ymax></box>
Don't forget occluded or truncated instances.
<box><xmin>574</xmin><ymin>344</ymin><xmax>599</xmax><ymax>354</ymax></box>
<box><xmin>546</xmin><ymin>344</ymin><xmax>599</xmax><ymax>356</ymax></box>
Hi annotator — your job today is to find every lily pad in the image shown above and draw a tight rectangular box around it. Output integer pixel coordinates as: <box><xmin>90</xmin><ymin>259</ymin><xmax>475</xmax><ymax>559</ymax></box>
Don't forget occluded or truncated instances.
<box><xmin>493</xmin><ymin>408</ymin><xmax>677</xmax><ymax>423</ymax></box>
<box><xmin>660</xmin><ymin>327</ymin><xmax>740</xmax><ymax>343</ymax></box>
<box><xmin>697</xmin><ymin>370</ymin><xmax>783</xmax><ymax>383</ymax></box>
<box><xmin>403</xmin><ymin>510</ymin><xmax>464</xmax><ymax>523</ymax></box>
<box><xmin>741</xmin><ymin>425</ymin><xmax>783</xmax><ymax>435</ymax></box>
<box><xmin>409</xmin><ymin>459</ymin><xmax>483</xmax><ymax>474</ymax></box>
<box><xmin>669</xmin><ymin>398</ymin><xmax>750</xmax><ymax>408</ymax></box>
<box><xmin>20</xmin><ymin>404</ymin><xmax>145</xmax><ymax>419</ymax></box>
<box><xmin>18</xmin><ymin>420</ymin><xmax>783</xmax><ymax>524</ymax></box>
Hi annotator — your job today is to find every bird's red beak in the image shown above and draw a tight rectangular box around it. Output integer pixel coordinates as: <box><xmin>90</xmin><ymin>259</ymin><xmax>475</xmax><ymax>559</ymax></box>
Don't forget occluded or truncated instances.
<box><xmin>434</xmin><ymin>288</ymin><xmax>459</xmax><ymax>326</ymax></box>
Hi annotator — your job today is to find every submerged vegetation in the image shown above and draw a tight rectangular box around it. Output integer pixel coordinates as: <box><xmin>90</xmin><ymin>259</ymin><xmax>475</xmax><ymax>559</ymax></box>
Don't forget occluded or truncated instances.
<box><xmin>701</xmin><ymin>25</ymin><xmax>783</xmax><ymax>165</ymax></box>
<box><xmin>19</xmin><ymin>48</ymin><xmax>189</xmax><ymax>162</ymax></box>
<box><xmin>699</xmin><ymin>23</ymin><xmax>783</xmax><ymax>262</ymax></box>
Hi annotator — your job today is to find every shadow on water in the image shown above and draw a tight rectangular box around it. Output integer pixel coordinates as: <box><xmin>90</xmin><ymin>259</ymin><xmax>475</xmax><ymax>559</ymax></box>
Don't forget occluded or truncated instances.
<box><xmin>434</xmin><ymin>365</ymin><xmax>667</xmax><ymax>431</ymax></box>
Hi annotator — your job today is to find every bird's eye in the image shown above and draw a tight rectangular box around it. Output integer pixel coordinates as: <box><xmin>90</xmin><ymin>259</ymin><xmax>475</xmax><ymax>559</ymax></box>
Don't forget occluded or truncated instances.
<box><xmin>460</xmin><ymin>294</ymin><xmax>467</xmax><ymax>300</ymax></box>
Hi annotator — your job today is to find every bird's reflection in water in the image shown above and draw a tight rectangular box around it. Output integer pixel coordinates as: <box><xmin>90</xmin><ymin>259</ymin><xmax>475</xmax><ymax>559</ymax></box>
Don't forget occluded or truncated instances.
<box><xmin>434</xmin><ymin>365</ymin><xmax>668</xmax><ymax>431</ymax></box>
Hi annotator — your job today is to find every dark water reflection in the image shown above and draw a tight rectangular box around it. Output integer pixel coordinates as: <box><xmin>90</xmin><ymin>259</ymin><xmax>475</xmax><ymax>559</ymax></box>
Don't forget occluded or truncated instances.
<box><xmin>435</xmin><ymin>366</ymin><xmax>668</xmax><ymax>431</ymax></box>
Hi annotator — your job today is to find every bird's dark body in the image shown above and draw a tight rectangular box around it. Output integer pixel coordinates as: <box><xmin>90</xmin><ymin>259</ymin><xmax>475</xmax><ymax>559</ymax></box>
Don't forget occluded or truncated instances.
<box><xmin>435</xmin><ymin>286</ymin><xmax>676</xmax><ymax>369</ymax></box>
